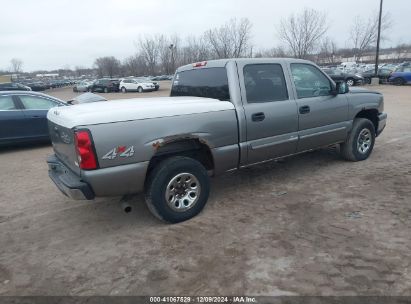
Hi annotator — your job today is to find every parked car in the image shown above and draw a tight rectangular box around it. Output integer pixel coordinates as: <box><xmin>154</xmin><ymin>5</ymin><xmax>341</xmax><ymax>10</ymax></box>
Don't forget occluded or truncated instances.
<box><xmin>323</xmin><ymin>68</ymin><xmax>363</xmax><ymax>86</ymax></box>
<box><xmin>25</xmin><ymin>81</ymin><xmax>48</xmax><ymax>91</ymax></box>
<box><xmin>67</xmin><ymin>93</ymin><xmax>107</xmax><ymax>104</ymax></box>
<box><xmin>73</xmin><ymin>80</ymin><xmax>93</xmax><ymax>92</ymax></box>
<box><xmin>0</xmin><ymin>91</ymin><xmax>66</xmax><ymax>146</ymax></box>
<box><xmin>47</xmin><ymin>58</ymin><xmax>386</xmax><ymax>223</ymax></box>
<box><xmin>388</xmin><ymin>64</ymin><xmax>411</xmax><ymax>85</ymax></box>
<box><xmin>136</xmin><ymin>77</ymin><xmax>160</xmax><ymax>91</ymax></box>
<box><xmin>360</xmin><ymin>68</ymin><xmax>393</xmax><ymax>84</ymax></box>
<box><xmin>119</xmin><ymin>79</ymin><xmax>155</xmax><ymax>93</ymax></box>
<box><xmin>0</xmin><ymin>82</ymin><xmax>31</xmax><ymax>91</ymax></box>
<box><xmin>89</xmin><ymin>79</ymin><xmax>120</xmax><ymax>93</ymax></box>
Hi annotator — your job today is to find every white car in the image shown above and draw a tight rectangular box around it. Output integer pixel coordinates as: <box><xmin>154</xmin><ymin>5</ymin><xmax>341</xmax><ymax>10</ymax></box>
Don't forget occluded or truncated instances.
<box><xmin>119</xmin><ymin>79</ymin><xmax>155</xmax><ymax>93</ymax></box>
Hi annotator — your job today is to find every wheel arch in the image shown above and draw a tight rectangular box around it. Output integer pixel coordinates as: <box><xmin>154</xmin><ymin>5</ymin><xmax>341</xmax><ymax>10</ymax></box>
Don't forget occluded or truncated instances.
<box><xmin>145</xmin><ymin>138</ymin><xmax>215</xmax><ymax>183</ymax></box>
<box><xmin>354</xmin><ymin>109</ymin><xmax>379</xmax><ymax>134</ymax></box>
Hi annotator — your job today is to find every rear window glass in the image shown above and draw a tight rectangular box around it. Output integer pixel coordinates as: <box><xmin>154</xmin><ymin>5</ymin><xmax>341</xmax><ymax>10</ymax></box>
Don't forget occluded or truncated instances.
<box><xmin>170</xmin><ymin>68</ymin><xmax>230</xmax><ymax>101</ymax></box>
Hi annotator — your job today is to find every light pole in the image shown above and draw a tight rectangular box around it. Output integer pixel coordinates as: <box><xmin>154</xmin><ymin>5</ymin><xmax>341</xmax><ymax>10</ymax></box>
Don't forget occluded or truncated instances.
<box><xmin>374</xmin><ymin>0</ymin><xmax>383</xmax><ymax>78</ymax></box>
<box><xmin>169</xmin><ymin>44</ymin><xmax>175</xmax><ymax>74</ymax></box>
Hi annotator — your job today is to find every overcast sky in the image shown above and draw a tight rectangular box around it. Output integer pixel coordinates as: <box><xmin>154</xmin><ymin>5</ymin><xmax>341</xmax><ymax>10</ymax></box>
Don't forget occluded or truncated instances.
<box><xmin>1</xmin><ymin>0</ymin><xmax>410</xmax><ymax>71</ymax></box>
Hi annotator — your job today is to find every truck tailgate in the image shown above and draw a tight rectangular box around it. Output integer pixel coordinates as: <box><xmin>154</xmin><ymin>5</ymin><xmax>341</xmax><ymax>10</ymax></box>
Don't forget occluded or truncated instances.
<box><xmin>48</xmin><ymin>120</ymin><xmax>80</xmax><ymax>175</ymax></box>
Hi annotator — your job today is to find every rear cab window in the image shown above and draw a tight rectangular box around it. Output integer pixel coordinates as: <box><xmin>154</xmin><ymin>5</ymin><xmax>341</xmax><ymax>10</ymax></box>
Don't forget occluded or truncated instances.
<box><xmin>171</xmin><ymin>67</ymin><xmax>230</xmax><ymax>101</ymax></box>
<box><xmin>243</xmin><ymin>64</ymin><xmax>288</xmax><ymax>103</ymax></box>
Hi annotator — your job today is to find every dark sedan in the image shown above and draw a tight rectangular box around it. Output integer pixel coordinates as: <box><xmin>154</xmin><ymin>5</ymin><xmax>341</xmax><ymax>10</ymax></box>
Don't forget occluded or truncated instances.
<box><xmin>360</xmin><ymin>68</ymin><xmax>393</xmax><ymax>84</ymax></box>
<box><xmin>89</xmin><ymin>79</ymin><xmax>120</xmax><ymax>93</ymax></box>
<box><xmin>323</xmin><ymin>68</ymin><xmax>364</xmax><ymax>86</ymax></box>
<box><xmin>0</xmin><ymin>91</ymin><xmax>66</xmax><ymax>146</ymax></box>
<box><xmin>0</xmin><ymin>82</ymin><xmax>31</xmax><ymax>91</ymax></box>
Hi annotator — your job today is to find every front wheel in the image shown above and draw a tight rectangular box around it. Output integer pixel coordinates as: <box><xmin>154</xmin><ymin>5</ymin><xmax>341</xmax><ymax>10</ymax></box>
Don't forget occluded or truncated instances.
<box><xmin>145</xmin><ymin>156</ymin><xmax>210</xmax><ymax>223</ymax></box>
<box><xmin>104</xmin><ymin>87</ymin><xmax>109</xmax><ymax>93</ymax></box>
<box><xmin>137</xmin><ymin>86</ymin><xmax>143</xmax><ymax>93</ymax></box>
<box><xmin>346</xmin><ymin>78</ymin><xmax>355</xmax><ymax>86</ymax></box>
<box><xmin>340</xmin><ymin>118</ymin><xmax>375</xmax><ymax>161</ymax></box>
<box><xmin>121</xmin><ymin>87</ymin><xmax>127</xmax><ymax>93</ymax></box>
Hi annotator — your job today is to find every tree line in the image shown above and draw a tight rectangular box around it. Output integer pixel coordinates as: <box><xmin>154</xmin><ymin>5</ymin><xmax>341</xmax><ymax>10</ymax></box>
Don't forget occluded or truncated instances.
<box><xmin>3</xmin><ymin>8</ymin><xmax>407</xmax><ymax>77</ymax></box>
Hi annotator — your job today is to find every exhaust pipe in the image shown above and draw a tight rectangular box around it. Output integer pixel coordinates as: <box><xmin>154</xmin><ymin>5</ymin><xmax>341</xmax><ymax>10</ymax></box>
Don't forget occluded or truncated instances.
<box><xmin>121</xmin><ymin>201</ymin><xmax>132</xmax><ymax>213</ymax></box>
<box><xmin>120</xmin><ymin>195</ymin><xmax>134</xmax><ymax>213</ymax></box>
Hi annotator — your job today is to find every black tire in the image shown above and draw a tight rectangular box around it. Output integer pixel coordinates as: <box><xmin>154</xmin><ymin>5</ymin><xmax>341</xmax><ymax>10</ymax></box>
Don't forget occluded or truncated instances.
<box><xmin>104</xmin><ymin>87</ymin><xmax>109</xmax><ymax>93</ymax></box>
<box><xmin>137</xmin><ymin>86</ymin><xmax>143</xmax><ymax>93</ymax></box>
<box><xmin>346</xmin><ymin>78</ymin><xmax>355</xmax><ymax>87</ymax></box>
<box><xmin>88</xmin><ymin>87</ymin><xmax>93</xmax><ymax>93</ymax></box>
<box><xmin>393</xmin><ymin>77</ymin><xmax>405</xmax><ymax>86</ymax></box>
<box><xmin>145</xmin><ymin>156</ymin><xmax>210</xmax><ymax>223</ymax></box>
<box><xmin>364</xmin><ymin>77</ymin><xmax>371</xmax><ymax>85</ymax></box>
<box><xmin>340</xmin><ymin>118</ymin><xmax>376</xmax><ymax>161</ymax></box>
<box><xmin>121</xmin><ymin>87</ymin><xmax>127</xmax><ymax>93</ymax></box>
<box><xmin>73</xmin><ymin>87</ymin><xmax>77</xmax><ymax>92</ymax></box>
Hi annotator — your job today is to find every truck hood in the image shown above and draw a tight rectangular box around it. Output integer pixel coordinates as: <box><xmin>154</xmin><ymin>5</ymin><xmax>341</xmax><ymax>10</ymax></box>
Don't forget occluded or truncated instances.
<box><xmin>349</xmin><ymin>87</ymin><xmax>382</xmax><ymax>95</ymax></box>
<box><xmin>47</xmin><ymin>96</ymin><xmax>234</xmax><ymax>129</ymax></box>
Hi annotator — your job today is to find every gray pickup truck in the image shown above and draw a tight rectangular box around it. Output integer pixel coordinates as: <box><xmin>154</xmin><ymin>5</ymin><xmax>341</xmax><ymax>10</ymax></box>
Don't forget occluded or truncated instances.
<box><xmin>47</xmin><ymin>58</ymin><xmax>387</xmax><ymax>223</ymax></box>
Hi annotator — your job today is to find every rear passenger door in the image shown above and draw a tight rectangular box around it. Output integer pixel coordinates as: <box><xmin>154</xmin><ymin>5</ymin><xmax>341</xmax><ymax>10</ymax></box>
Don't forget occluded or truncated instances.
<box><xmin>290</xmin><ymin>63</ymin><xmax>349</xmax><ymax>152</ymax></box>
<box><xmin>238</xmin><ymin>62</ymin><xmax>299</xmax><ymax>165</ymax></box>
<box><xmin>0</xmin><ymin>95</ymin><xmax>26</xmax><ymax>143</ymax></box>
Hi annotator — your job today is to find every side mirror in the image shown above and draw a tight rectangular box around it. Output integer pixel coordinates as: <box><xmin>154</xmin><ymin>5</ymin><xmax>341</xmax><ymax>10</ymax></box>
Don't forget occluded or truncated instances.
<box><xmin>334</xmin><ymin>81</ymin><xmax>349</xmax><ymax>95</ymax></box>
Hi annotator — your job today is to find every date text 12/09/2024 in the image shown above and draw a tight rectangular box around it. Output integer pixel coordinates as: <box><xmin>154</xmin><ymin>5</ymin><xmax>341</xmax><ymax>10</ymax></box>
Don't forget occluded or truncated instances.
<box><xmin>149</xmin><ymin>296</ymin><xmax>257</xmax><ymax>303</ymax></box>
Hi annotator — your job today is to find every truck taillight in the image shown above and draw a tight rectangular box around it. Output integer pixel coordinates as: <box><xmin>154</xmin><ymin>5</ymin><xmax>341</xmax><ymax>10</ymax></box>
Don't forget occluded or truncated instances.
<box><xmin>192</xmin><ymin>61</ymin><xmax>207</xmax><ymax>67</ymax></box>
<box><xmin>74</xmin><ymin>130</ymin><xmax>98</xmax><ymax>170</ymax></box>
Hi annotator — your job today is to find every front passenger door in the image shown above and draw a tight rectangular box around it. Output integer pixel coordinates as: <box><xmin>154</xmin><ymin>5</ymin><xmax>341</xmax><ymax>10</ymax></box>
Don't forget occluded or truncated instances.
<box><xmin>290</xmin><ymin>63</ymin><xmax>349</xmax><ymax>152</ymax></box>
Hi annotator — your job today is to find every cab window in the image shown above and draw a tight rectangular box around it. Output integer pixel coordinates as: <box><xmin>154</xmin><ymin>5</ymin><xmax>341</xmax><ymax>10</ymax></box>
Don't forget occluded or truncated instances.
<box><xmin>171</xmin><ymin>68</ymin><xmax>230</xmax><ymax>101</ymax></box>
<box><xmin>291</xmin><ymin>63</ymin><xmax>332</xmax><ymax>99</ymax></box>
<box><xmin>243</xmin><ymin>64</ymin><xmax>288</xmax><ymax>103</ymax></box>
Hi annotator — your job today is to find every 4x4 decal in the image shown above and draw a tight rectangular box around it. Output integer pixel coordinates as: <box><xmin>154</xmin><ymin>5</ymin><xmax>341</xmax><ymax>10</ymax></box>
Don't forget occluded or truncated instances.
<box><xmin>102</xmin><ymin>146</ymin><xmax>134</xmax><ymax>160</ymax></box>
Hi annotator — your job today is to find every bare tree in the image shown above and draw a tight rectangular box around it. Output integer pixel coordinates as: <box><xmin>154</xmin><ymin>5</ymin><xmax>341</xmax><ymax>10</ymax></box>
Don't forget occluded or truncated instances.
<box><xmin>94</xmin><ymin>56</ymin><xmax>121</xmax><ymax>78</ymax></box>
<box><xmin>137</xmin><ymin>35</ymin><xmax>163</xmax><ymax>75</ymax></box>
<box><xmin>180</xmin><ymin>36</ymin><xmax>210</xmax><ymax>64</ymax></box>
<box><xmin>277</xmin><ymin>8</ymin><xmax>328</xmax><ymax>59</ymax></box>
<box><xmin>254</xmin><ymin>46</ymin><xmax>288</xmax><ymax>58</ymax></box>
<box><xmin>317</xmin><ymin>37</ymin><xmax>338</xmax><ymax>64</ymax></box>
<box><xmin>204</xmin><ymin>18</ymin><xmax>253</xmax><ymax>59</ymax></box>
<box><xmin>10</xmin><ymin>58</ymin><xmax>23</xmax><ymax>74</ymax></box>
<box><xmin>123</xmin><ymin>54</ymin><xmax>148</xmax><ymax>76</ymax></box>
<box><xmin>349</xmin><ymin>12</ymin><xmax>392</xmax><ymax>61</ymax></box>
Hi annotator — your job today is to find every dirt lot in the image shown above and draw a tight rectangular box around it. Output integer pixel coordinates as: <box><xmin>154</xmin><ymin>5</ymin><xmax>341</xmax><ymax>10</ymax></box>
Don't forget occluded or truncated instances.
<box><xmin>0</xmin><ymin>84</ymin><xmax>410</xmax><ymax>296</ymax></box>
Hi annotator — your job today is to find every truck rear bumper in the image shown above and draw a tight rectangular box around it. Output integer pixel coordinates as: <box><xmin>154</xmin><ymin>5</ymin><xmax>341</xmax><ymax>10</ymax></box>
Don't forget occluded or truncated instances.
<box><xmin>377</xmin><ymin>112</ymin><xmax>387</xmax><ymax>136</ymax></box>
<box><xmin>47</xmin><ymin>154</ymin><xmax>95</xmax><ymax>200</ymax></box>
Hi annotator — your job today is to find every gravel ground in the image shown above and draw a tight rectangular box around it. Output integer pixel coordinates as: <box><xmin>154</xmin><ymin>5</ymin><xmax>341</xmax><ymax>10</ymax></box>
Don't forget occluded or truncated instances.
<box><xmin>0</xmin><ymin>84</ymin><xmax>410</xmax><ymax>296</ymax></box>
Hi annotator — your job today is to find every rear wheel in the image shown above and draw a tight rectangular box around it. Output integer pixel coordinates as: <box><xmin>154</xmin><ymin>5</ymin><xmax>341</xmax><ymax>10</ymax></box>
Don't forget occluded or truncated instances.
<box><xmin>340</xmin><ymin>118</ymin><xmax>375</xmax><ymax>161</ymax></box>
<box><xmin>145</xmin><ymin>156</ymin><xmax>210</xmax><ymax>223</ymax></box>
<box><xmin>137</xmin><ymin>86</ymin><xmax>143</xmax><ymax>93</ymax></box>
<box><xmin>104</xmin><ymin>87</ymin><xmax>109</xmax><ymax>93</ymax></box>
